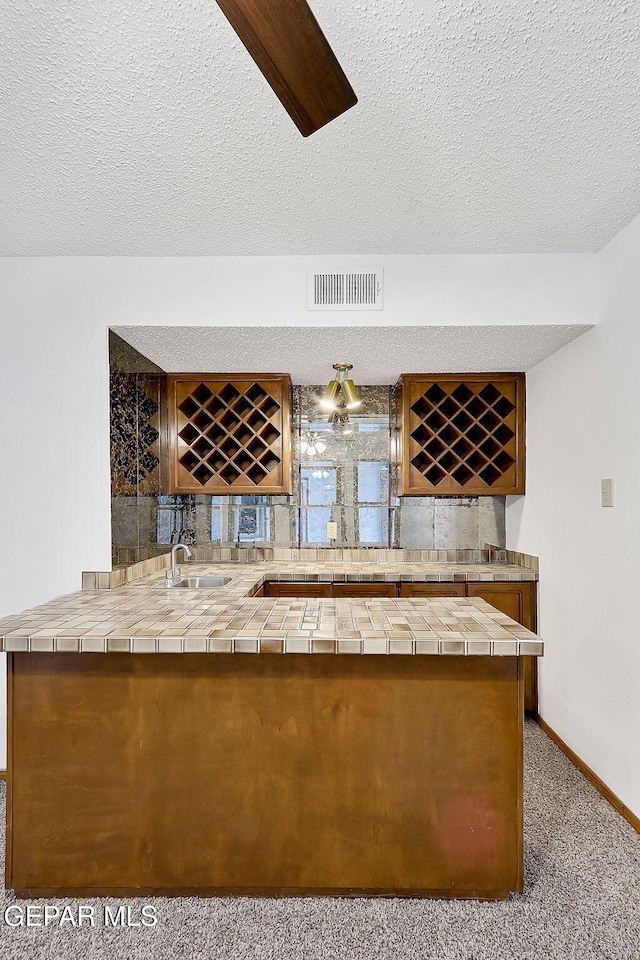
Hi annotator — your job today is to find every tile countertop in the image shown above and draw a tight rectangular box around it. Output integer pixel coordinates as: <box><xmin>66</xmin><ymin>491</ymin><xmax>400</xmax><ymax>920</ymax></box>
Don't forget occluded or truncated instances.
<box><xmin>0</xmin><ymin>561</ymin><xmax>543</xmax><ymax>656</ymax></box>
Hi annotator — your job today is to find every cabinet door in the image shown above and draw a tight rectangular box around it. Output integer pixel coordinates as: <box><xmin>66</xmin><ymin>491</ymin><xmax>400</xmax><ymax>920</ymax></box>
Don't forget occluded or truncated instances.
<box><xmin>400</xmin><ymin>583</ymin><xmax>465</xmax><ymax>598</ymax></box>
<box><xmin>332</xmin><ymin>583</ymin><xmax>398</xmax><ymax>598</ymax></box>
<box><xmin>465</xmin><ymin>582</ymin><xmax>537</xmax><ymax>713</ymax></box>
<box><xmin>396</xmin><ymin>373</ymin><xmax>525</xmax><ymax>496</ymax></box>
<box><xmin>168</xmin><ymin>374</ymin><xmax>292</xmax><ymax>495</ymax></box>
<box><xmin>265</xmin><ymin>582</ymin><xmax>332</xmax><ymax>598</ymax></box>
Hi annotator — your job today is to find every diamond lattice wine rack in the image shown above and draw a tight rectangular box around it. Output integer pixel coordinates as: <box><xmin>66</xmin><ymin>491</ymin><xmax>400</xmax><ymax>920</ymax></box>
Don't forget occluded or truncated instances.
<box><xmin>168</xmin><ymin>375</ymin><xmax>293</xmax><ymax>494</ymax></box>
<box><xmin>395</xmin><ymin>374</ymin><xmax>525</xmax><ymax>496</ymax></box>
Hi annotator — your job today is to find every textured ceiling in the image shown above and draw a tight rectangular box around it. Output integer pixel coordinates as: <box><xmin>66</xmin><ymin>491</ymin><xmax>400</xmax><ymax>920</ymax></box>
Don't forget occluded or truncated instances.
<box><xmin>2</xmin><ymin>0</ymin><xmax>640</xmax><ymax>257</ymax></box>
<box><xmin>114</xmin><ymin>324</ymin><xmax>593</xmax><ymax>383</ymax></box>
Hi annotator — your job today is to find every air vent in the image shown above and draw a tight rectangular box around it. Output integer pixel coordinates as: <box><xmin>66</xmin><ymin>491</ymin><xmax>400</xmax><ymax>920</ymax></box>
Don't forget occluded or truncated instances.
<box><xmin>308</xmin><ymin>269</ymin><xmax>383</xmax><ymax>311</ymax></box>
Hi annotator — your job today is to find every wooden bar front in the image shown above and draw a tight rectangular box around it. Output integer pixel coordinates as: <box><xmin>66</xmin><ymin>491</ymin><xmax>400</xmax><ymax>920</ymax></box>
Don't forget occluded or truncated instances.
<box><xmin>7</xmin><ymin>653</ymin><xmax>524</xmax><ymax>898</ymax></box>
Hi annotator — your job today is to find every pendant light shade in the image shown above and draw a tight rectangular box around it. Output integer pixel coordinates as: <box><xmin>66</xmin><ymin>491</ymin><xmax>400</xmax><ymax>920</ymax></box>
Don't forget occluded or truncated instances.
<box><xmin>341</xmin><ymin>378</ymin><xmax>361</xmax><ymax>409</ymax></box>
<box><xmin>320</xmin><ymin>364</ymin><xmax>362</xmax><ymax>414</ymax></box>
<box><xmin>320</xmin><ymin>379</ymin><xmax>341</xmax><ymax>411</ymax></box>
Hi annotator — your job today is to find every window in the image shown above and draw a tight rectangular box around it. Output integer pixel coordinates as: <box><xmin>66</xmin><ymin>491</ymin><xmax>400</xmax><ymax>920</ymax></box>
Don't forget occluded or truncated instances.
<box><xmin>357</xmin><ymin>462</ymin><xmax>389</xmax><ymax>545</ymax></box>
<box><xmin>300</xmin><ymin>464</ymin><xmax>337</xmax><ymax>544</ymax></box>
<box><xmin>157</xmin><ymin>496</ymin><xmax>186</xmax><ymax>544</ymax></box>
<box><xmin>232</xmin><ymin>496</ymin><xmax>270</xmax><ymax>543</ymax></box>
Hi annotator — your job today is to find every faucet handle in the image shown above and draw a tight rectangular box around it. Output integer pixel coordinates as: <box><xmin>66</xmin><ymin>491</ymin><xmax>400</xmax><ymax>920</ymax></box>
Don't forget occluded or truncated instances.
<box><xmin>164</xmin><ymin>565</ymin><xmax>182</xmax><ymax>587</ymax></box>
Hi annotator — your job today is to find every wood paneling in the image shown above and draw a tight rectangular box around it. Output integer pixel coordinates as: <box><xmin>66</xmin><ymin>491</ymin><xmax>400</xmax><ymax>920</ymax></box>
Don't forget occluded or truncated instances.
<box><xmin>466</xmin><ymin>582</ymin><xmax>537</xmax><ymax>714</ymax></box>
<box><xmin>167</xmin><ymin>374</ymin><xmax>292</xmax><ymax>495</ymax></box>
<box><xmin>395</xmin><ymin>373</ymin><xmax>526</xmax><ymax>496</ymax></box>
<box><xmin>8</xmin><ymin>653</ymin><xmax>523</xmax><ymax>898</ymax></box>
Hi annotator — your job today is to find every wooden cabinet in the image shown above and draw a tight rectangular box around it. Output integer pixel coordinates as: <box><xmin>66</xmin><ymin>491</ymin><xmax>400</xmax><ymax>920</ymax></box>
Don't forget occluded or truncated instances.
<box><xmin>263</xmin><ymin>579</ymin><xmax>538</xmax><ymax>713</ymax></box>
<box><xmin>395</xmin><ymin>373</ymin><xmax>525</xmax><ymax>496</ymax></box>
<box><xmin>466</xmin><ymin>581</ymin><xmax>537</xmax><ymax>714</ymax></box>
<box><xmin>465</xmin><ymin>582</ymin><xmax>534</xmax><ymax>630</ymax></box>
<box><xmin>400</xmin><ymin>583</ymin><xmax>465</xmax><ymax>598</ymax></box>
<box><xmin>333</xmin><ymin>582</ymin><xmax>397</xmax><ymax>598</ymax></box>
<box><xmin>265</xmin><ymin>582</ymin><xmax>332</xmax><ymax>598</ymax></box>
<box><xmin>9</xmin><ymin>652</ymin><xmax>524</xmax><ymax>898</ymax></box>
<box><xmin>265</xmin><ymin>582</ymin><xmax>396</xmax><ymax>598</ymax></box>
<box><xmin>403</xmin><ymin>580</ymin><xmax>538</xmax><ymax>714</ymax></box>
<box><xmin>167</xmin><ymin>374</ymin><xmax>293</xmax><ymax>495</ymax></box>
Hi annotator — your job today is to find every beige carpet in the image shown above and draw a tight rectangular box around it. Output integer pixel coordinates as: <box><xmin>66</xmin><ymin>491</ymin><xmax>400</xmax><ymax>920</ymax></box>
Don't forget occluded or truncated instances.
<box><xmin>0</xmin><ymin>720</ymin><xmax>638</xmax><ymax>960</ymax></box>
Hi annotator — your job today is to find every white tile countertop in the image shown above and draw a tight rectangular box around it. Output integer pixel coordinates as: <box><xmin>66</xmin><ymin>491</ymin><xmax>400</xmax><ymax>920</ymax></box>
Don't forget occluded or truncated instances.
<box><xmin>0</xmin><ymin>561</ymin><xmax>543</xmax><ymax>656</ymax></box>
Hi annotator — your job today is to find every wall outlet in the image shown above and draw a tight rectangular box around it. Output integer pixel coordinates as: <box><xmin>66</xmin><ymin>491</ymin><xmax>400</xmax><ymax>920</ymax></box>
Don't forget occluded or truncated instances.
<box><xmin>601</xmin><ymin>478</ymin><xmax>614</xmax><ymax>507</ymax></box>
<box><xmin>326</xmin><ymin>521</ymin><xmax>338</xmax><ymax>540</ymax></box>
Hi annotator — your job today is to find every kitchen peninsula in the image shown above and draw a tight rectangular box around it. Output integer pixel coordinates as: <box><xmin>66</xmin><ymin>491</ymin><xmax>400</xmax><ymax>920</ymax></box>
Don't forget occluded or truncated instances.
<box><xmin>1</xmin><ymin>554</ymin><xmax>542</xmax><ymax>900</ymax></box>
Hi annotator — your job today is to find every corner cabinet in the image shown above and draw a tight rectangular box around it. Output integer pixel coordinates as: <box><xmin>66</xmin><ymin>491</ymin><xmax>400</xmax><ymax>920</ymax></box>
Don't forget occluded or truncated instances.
<box><xmin>167</xmin><ymin>374</ymin><xmax>293</xmax><ymax>495</ymax></box>
<box><xmin>395</xmin><ymin>374</ymin><xmax>525</xmax><ymax>496</ymax></box>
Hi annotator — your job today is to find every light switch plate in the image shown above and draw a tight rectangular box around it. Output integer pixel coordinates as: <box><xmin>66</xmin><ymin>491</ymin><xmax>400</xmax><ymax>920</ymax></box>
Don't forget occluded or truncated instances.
<box><xmin>601</xmin><ymin>478</ymin><xmax>614</xmax><ymax>507</ymax></box>
<box><xmin>326</xmin><ymin>521</ymin><xmax>338</xmax><ymax>540</ymax></box>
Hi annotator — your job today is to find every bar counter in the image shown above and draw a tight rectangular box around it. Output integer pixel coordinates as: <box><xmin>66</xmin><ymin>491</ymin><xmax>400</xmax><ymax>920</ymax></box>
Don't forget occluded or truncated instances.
<box><xmin>2</xmin><ymin>560</ymin><xmax>542</xmax><ymax>900</ymax></box>
<box><xmin>0</xmin><ymin>561</ymin><xmax>541</xmax><ymax>656</ymax></box>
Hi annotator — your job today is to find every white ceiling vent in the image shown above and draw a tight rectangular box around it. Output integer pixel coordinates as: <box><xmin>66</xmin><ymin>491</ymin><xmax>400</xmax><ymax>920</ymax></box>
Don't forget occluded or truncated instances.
<box><xmin>308</xmin><ymin>269</ymin><xmax>383</xmax><ymax>311</ymax></box>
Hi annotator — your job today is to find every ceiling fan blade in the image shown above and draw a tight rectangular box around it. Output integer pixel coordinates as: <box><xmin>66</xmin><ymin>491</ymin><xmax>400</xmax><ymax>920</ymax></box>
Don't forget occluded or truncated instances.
<box><xmin>214</xmin><ymin>0</ymin><xmax>358</xmax><ymax>137</ymax></box>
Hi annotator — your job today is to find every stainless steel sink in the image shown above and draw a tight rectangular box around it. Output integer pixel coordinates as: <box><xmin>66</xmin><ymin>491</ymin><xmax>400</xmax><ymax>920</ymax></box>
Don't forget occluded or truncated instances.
<box><xmin>170</xmin><ymin>577</ymin><xmax>232</xmax><ymax>589</ymax></box>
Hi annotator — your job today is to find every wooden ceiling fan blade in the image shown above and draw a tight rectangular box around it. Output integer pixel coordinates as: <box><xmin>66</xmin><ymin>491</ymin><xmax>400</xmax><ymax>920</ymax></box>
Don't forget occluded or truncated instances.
<box><xmin>214</xmin><ymin>0</ymin><xmax>358</xmax><ymax>137</ymax></box>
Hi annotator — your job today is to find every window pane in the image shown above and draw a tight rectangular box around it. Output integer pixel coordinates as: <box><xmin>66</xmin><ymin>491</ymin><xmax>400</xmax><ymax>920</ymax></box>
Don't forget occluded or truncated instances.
<box><xmin>299</xmin><ymin>506</ymin><xmax>333</xmax><ymax>544</ymax></box>
<box><xmin>358</xmin><ymin>506</ymin><xmax>389</xmax><ymax>545</ymax></box>
<box><xmin>357</xmin><ymin>462</ymin><xmax>388</xmax><ymax>503</ymax></box>
<box><xmin>358</xmin><ymin>423</ymin><xmax>386</xmax><ymax>432</ymax></box>
<box><xmin>157</xmin><ymin>496</ymin><xmax>185</xmax><ymax>544</ymax></box>
<box><xmin>301</xmin><ymin>465</ymin><xmax>336</xmax><ymax>505</ymax></box>
<box><xmin>233</xmin><ymin>505</ymin><xmax>271</xmax><ymax>542</ymax></box>
<box><xmin>211</xmin><ymin>506</ymin><xmax>222</xmax><ymax>542</ymax></box>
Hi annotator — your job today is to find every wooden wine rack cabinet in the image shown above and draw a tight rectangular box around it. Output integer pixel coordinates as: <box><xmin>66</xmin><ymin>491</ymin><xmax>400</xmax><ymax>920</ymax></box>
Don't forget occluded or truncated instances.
<box><xmin>168</xmin><ymin>374</ymin><xmax>293</xmax><ymax>495</ymax></box>
<box><xmin>395</xmin><ymin>374</ymin><xmax>525</xmax><ymax>496</ymax></box>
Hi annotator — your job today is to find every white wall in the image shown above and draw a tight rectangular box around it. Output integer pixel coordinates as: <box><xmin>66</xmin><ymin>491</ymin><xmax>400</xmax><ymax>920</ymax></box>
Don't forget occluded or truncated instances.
<box><xmin>507</xmin><ymin>213</ymin><xmax>640</xmax><ymax>819</ymax></box>
<box><xmin>65</xmin><ymin>253</ymin><xmax>595</xmax><ymax>328</ymax></box>
<box><xmin>0</xmin><ymin>252</ymin><xmax>597</xmax><ymax>769</ymax></box>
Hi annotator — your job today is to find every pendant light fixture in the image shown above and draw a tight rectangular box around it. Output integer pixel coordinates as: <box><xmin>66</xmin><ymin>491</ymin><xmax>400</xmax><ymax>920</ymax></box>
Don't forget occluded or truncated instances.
<box><xmin>320</xmin><ymin>364</ymin><xmax>362</xmax><ymax>411</ymax></box>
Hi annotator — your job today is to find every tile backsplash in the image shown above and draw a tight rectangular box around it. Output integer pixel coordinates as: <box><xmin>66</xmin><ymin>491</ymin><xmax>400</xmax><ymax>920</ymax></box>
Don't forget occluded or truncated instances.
<box><xmin>110</xmin><ymin>335</ymin><xmax>506</xmax><ymax>563</ymax></box>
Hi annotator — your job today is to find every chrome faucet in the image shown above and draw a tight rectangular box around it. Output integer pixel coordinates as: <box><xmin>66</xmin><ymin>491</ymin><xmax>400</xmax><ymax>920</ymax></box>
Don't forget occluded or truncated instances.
<box><xmin>164</xmin><ymin>543</ymin><xmax>193</xmax><ymax>587</ymax></box>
